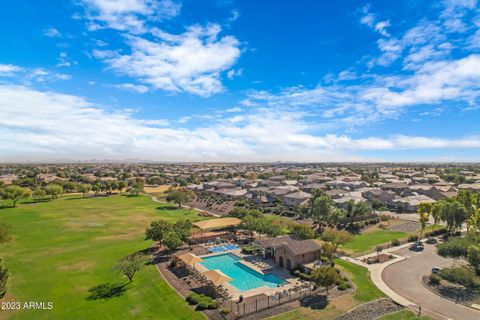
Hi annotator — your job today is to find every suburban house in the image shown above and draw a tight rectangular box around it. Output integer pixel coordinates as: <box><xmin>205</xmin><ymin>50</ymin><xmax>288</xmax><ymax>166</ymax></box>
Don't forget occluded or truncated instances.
<box><xmin>255</xmin><ymin>236</ymin><xmax>322</xmax><ymax>271</ymax></box>
<box><xmin>381</xmin><ymin>182</ymin><xmax>410</xmax><ymax>195</ymax></box>
<box><xmin>393</xmin><ymin>194</ymin><xmax>436</xmax><ymax>212</ymax></box>
<box><xmin>283</xmin><ymin>191</ymin><xmax>312</xmax><ymax>207</ymax></box>
<box><xmin>458</xmin><ymin>183</ymin><xmax>480</xmax><ymax>192</ymax></box>
<box><xmin>361</xmin><ymin>188</ymin><xmax>396</xmax><ymax>204</ymax></box>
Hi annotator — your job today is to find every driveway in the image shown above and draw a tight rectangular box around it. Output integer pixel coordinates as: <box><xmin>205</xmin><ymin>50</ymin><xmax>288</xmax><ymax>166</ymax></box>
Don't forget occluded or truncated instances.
<box><xmin>382</xmin><ymin>243</ymin><xmax>480</xmax><ymax>320</ymax></box>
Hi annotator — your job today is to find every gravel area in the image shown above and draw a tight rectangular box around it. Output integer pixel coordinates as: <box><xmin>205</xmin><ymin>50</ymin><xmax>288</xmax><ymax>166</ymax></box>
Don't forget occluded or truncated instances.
<box><xmin>389</xmin><ymin>220</ymin><xmax>420</xmax><ymax>232</ymax></box>
<box><xmin>334</xmin><ymin>298</ymin><xmax>403</xmax><ymax>320</ymax></box>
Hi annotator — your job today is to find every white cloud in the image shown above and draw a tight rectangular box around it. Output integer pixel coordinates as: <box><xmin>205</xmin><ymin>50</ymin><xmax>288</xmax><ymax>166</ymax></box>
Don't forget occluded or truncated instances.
<box><xmin>2</xmin><ymin>84</ymin><xmax>480</xmax><ymax>162</ymax></box>
<box><xmin>43</xmin><ymin>28</ymin><xmax>61</xmax><ymax>37</ymax></box>
<box><xmin>374</xmin><ymin>20</ymin><xmax>391</xmax><ymax>37</ymax></box>
<box><xmin>113</xmin><ymin>83</ymin><xmax>149</xmax><ymax>93</ymax></box>
<box><xmin>360</xmin><ymin>5</ymin><xmax>390</xmax><ymax>37</ymax></box>
<box><xmin>243</xmin><ymin>54</ymin><xmax>480</xmax><ymax>128</ymax></box>
<box><xmin>0</xmin><ymin>64</ymin><xmax>22</xmax><ymax>76</ymax></box>
<box><xmin>57</xmin><ymin>52</ymin><xmax>76</xmax><ymax>67</ymax></box>
<box><xmin>94</xmin><ymin>24</ymin><xmax>241</xmax><ymax>96</ymax></box>
<box><xmin>81</xmin><ymin>0</ymin><xmax>181</xmax><ymax>34</ymax></box>
<box><xmin>227</xmin><ymin>68</ymin><xmax>243</xmax><ymax>79</ymax></box>
<box><xmin>27</xmin><ymin>68</ymin><xmax>71</xmax><ymax>82</ymax></box>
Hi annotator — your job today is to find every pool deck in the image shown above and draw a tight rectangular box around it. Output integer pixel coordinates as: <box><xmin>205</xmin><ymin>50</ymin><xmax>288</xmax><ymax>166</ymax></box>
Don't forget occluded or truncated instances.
<box><xmin>196</xmin><ymin>250</ymin><xmax>302</xmax><ymax>301</ymax></box>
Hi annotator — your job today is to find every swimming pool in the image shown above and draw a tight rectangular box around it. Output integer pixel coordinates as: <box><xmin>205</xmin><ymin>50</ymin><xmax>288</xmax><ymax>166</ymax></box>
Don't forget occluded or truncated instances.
<box><xmin>200</xmin><ymin>253</ymin><xmax>284</xmax><ymax>291</ymax></box>
<box><xmin>208</xmin><ymin>244</ymin><xmax>240</xmax><ymax>253</ymax></box>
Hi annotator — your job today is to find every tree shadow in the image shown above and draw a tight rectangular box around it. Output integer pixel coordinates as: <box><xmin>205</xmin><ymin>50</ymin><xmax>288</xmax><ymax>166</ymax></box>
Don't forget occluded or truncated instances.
<box><xmin>86</xmin><ymin>282</ymin><xmax>128</xmax><ymax>300</ymax></box>
<box><xmin>156</xmin><ymin>205</ymin><xmax>179</xmax><ymax>211</ymax></box>
<box><xmin>299</xmin><ymin>294</ymin><xmax>328</xmax><ymax>310</ymax></box>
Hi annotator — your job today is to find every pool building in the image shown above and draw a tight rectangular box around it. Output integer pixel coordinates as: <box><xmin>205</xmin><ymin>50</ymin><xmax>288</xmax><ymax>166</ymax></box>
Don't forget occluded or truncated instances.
<box><xmin>255</xmin><ymin>236</ymin><xmax>323</xmax><ymax>272</ymax></box>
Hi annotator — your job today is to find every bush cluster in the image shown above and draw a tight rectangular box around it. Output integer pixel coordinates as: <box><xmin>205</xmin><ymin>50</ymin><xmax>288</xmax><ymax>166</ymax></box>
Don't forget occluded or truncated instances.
<box><xmin>429</xmin><ymin>273</ymin><xmax>441</xmax><ymax>285</ymax></box>
<box><xmin>186</xmin><ymin>293</ymin><xmax>220</xmax><ymax>310</ymax></box>
<box><xmin>391</xmin><ymin>239</ymin><xmax>401</xmax><ymax>246</ymax></box>
<box><xmin>408</xmin><ymin>235</ymin><xmax>419</xmax><ymax>242</ymax></box>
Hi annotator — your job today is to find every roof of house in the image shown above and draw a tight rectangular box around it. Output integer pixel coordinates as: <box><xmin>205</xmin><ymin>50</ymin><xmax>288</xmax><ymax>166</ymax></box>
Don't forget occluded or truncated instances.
<box><xmin>283</xmin><ymin>191</ymin><xmax>312</xmax><ymax>200</ymax></box>
<box><xmin>256</xmin><ymin>236</ymin><xmax>322</xmax><ymax>256</ymax></box>
<box><xmin>394</xmin><ymin>194</ymin><xmax>436</xmax><ymax>205</ymax></box>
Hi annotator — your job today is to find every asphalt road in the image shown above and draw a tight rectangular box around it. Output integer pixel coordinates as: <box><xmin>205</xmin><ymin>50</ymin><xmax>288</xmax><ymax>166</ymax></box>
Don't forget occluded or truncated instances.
<box><xmin>382</xmin><ymin>243</ymin><xmax>480</xmax><ymax>320</ymax></box>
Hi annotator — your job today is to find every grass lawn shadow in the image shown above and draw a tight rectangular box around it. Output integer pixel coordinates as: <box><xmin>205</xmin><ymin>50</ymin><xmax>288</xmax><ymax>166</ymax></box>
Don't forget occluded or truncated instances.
<box><xmin>86</xmin><ymin>282</ymin><xmax>128</xmax><ymax>300</ymax></box>
<box><xmin>156</xmin><ymin>205</ymin><xmax>179</xmax><ymax>211</ymax></box>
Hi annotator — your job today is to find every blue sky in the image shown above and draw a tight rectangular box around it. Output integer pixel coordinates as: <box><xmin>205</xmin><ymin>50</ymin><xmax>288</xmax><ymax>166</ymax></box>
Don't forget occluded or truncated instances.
<box><xmin>0</xmin><ymin>0</ymin><xmax>479</xmax><ymax>162</ymax></box>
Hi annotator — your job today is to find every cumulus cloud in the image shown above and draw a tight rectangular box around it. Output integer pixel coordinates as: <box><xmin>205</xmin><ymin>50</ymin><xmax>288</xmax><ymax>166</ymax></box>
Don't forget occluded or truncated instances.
<box><xmin>81</xmin><ymin>0</ymin><xmax>181</xmax><ymax>34</ymax></box>
<box><xmin>1</xmin><ymin>85</ymin><xmax>480</xmax><ymax>162</ymax></box>
<box><xmin>243</xmin><ymin>54</ymin><xmax>480</xmax><ymax>128</ymax></box>
<box><xmin>43</xmin><ymin>27</ymin><xmax>61</xmax><ymax>37</ymax></box>
<box><xmin>94</xmin><ymin>24</ymin><xmax>241</xmax><ymax>96</ymax></box>
<box><xmin>359</xmin><ymin>5</ymin><xmax>391</xmax><ymax>37</ymax></box>
<box><xmin>113</xmin><ymin>83</ymin><xmax>149</xmax><ymax>93</ymax></box>
<box><xmin>0</xmin><ymin>64</ymin><xmax>22</xmax><ymax>76</ymax></box>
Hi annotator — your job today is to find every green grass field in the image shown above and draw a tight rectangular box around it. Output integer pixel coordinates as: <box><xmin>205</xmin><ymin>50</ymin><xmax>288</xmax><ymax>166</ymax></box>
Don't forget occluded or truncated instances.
<box><xmin>0</xmin><ymin>195</ymin><xmax>206</xmax><ymax>320</ymax></box>
<box><xmin>342</xmin><ymin>229</ymin><xmax>408</xmax><ymax>255</ymax></box>
<box><xmin>334</xmin><ymin>258</ymin><xmax>385</xmax><ymax>302</ymax></box>
<box><xmin>377</xmin><ymin>309</ymin><xmax>432</xmax><ymax>320</ymax></box>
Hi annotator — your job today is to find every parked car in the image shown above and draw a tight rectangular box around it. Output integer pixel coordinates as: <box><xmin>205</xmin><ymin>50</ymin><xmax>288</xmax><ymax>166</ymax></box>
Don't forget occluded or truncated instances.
<box><xmin>432</xmin><ymin>267</ymin><xmax>443</xmax><ymax>274</ymax></box>
<box><xmin>426</xmin><ymin>237</ymin><xmax>437</xmax><ymax>244</ymax></box>
<box><xmin>409</xmin><ymin>243</ymin><xmax>424</xmax><ymax>251</ymax></box>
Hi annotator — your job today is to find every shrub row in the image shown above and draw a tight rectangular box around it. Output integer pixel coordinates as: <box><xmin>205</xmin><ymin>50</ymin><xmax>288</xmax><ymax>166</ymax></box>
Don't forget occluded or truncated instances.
<box><xmin>186</xmin><ymin>293</ymin><xmax>220</xmax><ymax>310</ymax></box>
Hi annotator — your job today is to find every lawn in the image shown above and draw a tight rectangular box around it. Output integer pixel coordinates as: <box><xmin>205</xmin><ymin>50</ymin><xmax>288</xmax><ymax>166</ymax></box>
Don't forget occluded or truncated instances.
<box><xmin>270</xmin><ymin>259</ymin><xmax>385</xmax><ymax>320</ymax></box>
<box><xmin>334</xmin><ymin>259</ymin><xmax>385</xmax><ymax>302</ymax></box>
<box><xmin>0</xmin><ymin>195</ymin><xmax>206</xmax><ymax>320</ymax></box>
<box><xmin>377</xmin><ymin>309</ymin><xmax>432</xmax><ymax>320</ymax></box>
<box><xmin>342</xmin><ymin>229</ymin><xmax>408</xmax><ymax>256</ymax></box>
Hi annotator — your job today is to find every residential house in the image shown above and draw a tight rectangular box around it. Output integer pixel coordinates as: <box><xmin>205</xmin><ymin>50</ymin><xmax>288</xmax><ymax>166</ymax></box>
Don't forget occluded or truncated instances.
<box><xmin>283</xmin><ymin>191</ymin><xmax>311</xmax><ymax>207</ymax></box>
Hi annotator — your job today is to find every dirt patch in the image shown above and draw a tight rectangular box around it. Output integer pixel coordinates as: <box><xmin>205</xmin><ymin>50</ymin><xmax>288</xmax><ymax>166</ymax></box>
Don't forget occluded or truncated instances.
<box><xmin>389</xmin><ymin>220</ymin><xmax>420</xmax><ymax>232</ymax></box>
<box><xmin>144</xmin><ymin>185</ymin><xmax>171</xmax><ymax>194</ymax></box>
<box><xmin>93</xmin><ymin>231</ymin><xmax>141</xmax><ymax>241</ymax></box>
<box><xmin>57</xmin><ymin>261</ymin><xmax>95</xmax><ymax>272</ymax></box>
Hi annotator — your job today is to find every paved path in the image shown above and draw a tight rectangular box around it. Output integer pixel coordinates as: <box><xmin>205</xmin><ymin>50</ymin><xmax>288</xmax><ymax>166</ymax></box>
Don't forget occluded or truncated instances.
<box><xmin>382</xmin><ymin>243</ymin><xmax>480</xmax><ymax>320</ymax></box>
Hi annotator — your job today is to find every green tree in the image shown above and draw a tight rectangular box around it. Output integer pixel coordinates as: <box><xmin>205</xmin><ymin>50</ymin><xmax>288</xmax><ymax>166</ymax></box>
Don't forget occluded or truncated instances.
<box><xmin>322</xmin><ymin>243</ymin><xmax>336</xmax><ymax>265</ymax></box>
<box><xmin>116</xmin><ymin>253</ymin><xmax>146</xmax><ymax>283</ymax></box>
<box><xmin>307</xmin><ymin>191</ymin><xmax>337</xmax><ymax>229</ymax></box>
<box><xmin>431</xmin><ymin>202</ymin><xmax>442</xmax><ymax>234</ymax></box>
<box><xmin>173</xmin><ymin>220</ymin><xmax>193</xmax><ymax>242</ymax></box>
<box><xmin>163</xmin><ymin>231</ymin><xmax>183</xmax><ymax>253</ymax></box>
<box><xmin>77</xmin><ymin>184</ymin><xmax>92</xmax><ymax>198</ymax></box>
<box><xmin>0</xmin><ymin>259</ymin><xmax>8</xmax><ymax>298</ymax></box>
<box><xmin>44</xmin><ymin>184</ymin><xmax>64</xmax><ymax>199</ymax></box>
<box><xmin>467</xmin><ymin>244</ymin><xmax>480</xmax><ymax>276</ymax></box>
<box><xmin>32</xmin><ymin>188</ymin><xmax>47</xmax><ymax>200</ymax></box>
<box><xmin>128</xmin><ymin>179</ymin><xmax>144</xmax><ymax>196</ymax></box>
<box><xmin>166</xmin><ymin>190</ymin><xmax>190</xmax><ymax>208</ymax></box>
<box><xmin>439</xmin><ymin>201</ymin><xmax>468</xmax><ymax>233</ymax></box>
<box><xmin>118</xmin><ymin>181</ymin><xmax>127</xmax><ymax>194</ymax></box>
<box><xmin>290</xmin><ymin>224</ymin><xmax>315</xmax><ymax>240</ymax></box>
<box><xmin>62</xmin><ymin>181</ymin><xmax>77</xmax><ymax>193</ymax></box>
<box><xmin>145</xmin><ymin>220</ymin><xmax>172</xmax><ymax>244</ymax></box>
<box><xmin>418</xmin><ymin>202</ymin><xmax>432</xmax><ymax>239</ymax></box>
<box><xmin>2</xmin><ymin>185</ymin><xmax>32</xmax><ymax>207</ymax></box>
<box><xmin>347</xmin><ymin>200</ymin><xmax>372</xmax><ymax>225</ymax></box>
<box><xmin>321</xmin><ymin>228</ymin><xmax>353</xmax><ymax>254</ymax></box>
<box><xmin>311</xmin><ymin>266</ymin><xmax>340</xmax><ymax>295</ymax></box>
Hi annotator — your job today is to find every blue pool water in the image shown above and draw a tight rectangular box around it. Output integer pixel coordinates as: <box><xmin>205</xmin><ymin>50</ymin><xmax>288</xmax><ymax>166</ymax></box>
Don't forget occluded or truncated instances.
<box><xmin>208</xmin><ymin>244</ymin><xmax>240</xmax><ymax>253</ymax></box>
<box><xmin>200</xmin><ymin>253</ymin><xmax>284</xmax><ymax>291</ymax></box>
